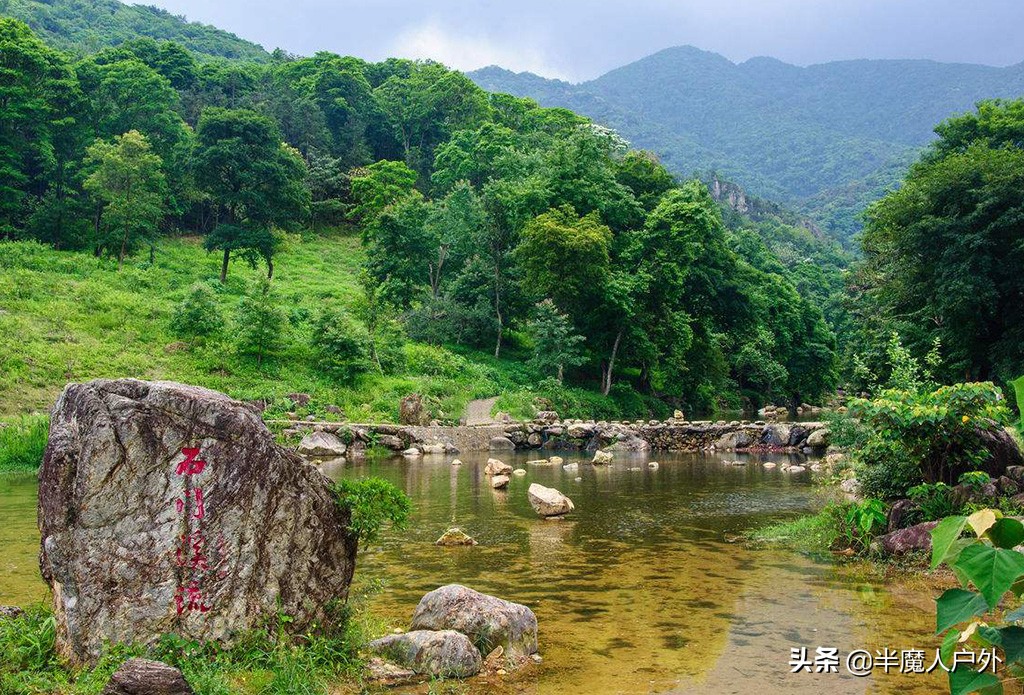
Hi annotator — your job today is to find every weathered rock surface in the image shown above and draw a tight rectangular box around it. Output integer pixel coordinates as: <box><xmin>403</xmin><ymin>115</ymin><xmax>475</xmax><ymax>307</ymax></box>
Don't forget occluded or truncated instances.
<box><xmin>297</xmin><ymin>430</ymin><xmax>347</xmax><ymax>457</ymax></box>
<box><xmin>101</xmin><ymin>658</ymin><xmax>193</xmax><ymax>695</ymax></box>
<box><xmin>489</xmin><ymin>436</ymin><xmax>516</xmax><ymax>451</ymax></box>
<box><xmin>409</xmin><ymin>584</ymin><xmax>538</xmax><ymax>659</ymax></box>
<box><xmin>399</xmin><ymin>394</ymin><xmax>430</xmax><ymax>426</ymax></box>
<box><xmin>873</xmin><ymin>521</ymin><xmax>938</xmax><ymax>555</ymax></box>
<box><xmin>368</xmin><ymin>629</ymin><xmax>482</xmax><ymax>678</ymax></box>
<box><xmin>484</xmin><ymin>458</ymin><xmax>512</xmax><ymax>476</ymax></box>
<box><xmin>592</xmin><ymin>450</ymin><xmax>613</xmax><ymax>465</ymax></box>
<box><xmin>0</xmin><ymin>605</ymin><xmax>25</xmax><ymax>619</ymax></box>
<box><xmin>527</xmin><ymin>483</ymin><xmax>574</xmax><ymax>517</ymax></box>
<box><xmin>491</xmin><ymin>475</ymin><xmax>510</xmax><ymax>490</ymax></box>
<box><xmin>436</xmin><ymin>528</ymin><xmax>477</xmax><ymax>546</ymax></box>
<box><xmin>39</xmin><ymin>379</ymin><xmax>358</xmax><ymax>665</ymax></box>
<box><xmin>364</xmin><ymin>657</ymin><xmax>419</xmax><ymax>685</ymax></box>
<box><xmin>806</xmin><ymin>428</ymin><xmax>830</xmax><ymax>449</ymax></box>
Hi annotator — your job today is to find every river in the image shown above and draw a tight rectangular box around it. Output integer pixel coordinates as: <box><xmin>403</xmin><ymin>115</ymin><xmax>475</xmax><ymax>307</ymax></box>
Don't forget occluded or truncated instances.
<box><xmin>1</xmin><ymin>450</ymin><xmax>946</xmax><ymax>693</ymax></box>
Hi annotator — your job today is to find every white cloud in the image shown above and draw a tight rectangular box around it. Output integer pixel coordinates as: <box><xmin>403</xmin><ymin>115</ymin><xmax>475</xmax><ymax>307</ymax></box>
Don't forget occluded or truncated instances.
<box><xmin>387</xmin><ymin>20</ymin><xmax>571</xmax><ymax>80</ymax></box>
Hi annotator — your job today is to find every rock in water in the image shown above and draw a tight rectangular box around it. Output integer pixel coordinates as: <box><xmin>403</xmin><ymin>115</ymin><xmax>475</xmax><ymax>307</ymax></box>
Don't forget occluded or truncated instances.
<box><xmin>488</xmin><ymin>436</ymin><xmax>516</xmax><ymax>451</ymax></box>
<box><xmin>409</xmin><ymin>584</ymin><xmax>538</xmax><ymax>659</ymax></box>
<box><xmin>102</xmin><ymin>658</ymin><xmax>193</xmax><ymax>695</ymax></box>
<box><xmin>592</xmin><ymin>450</ymin><xmax>613</xmax><ymax>465</ymax></box>
<box><xmin>484</xmin><ymin>458</ymin><xmax>513</xmax><ymax>476</ymax></box>
<box><xmin>39</xmin><ymin>379</ymin><xmax>358</xmax><ymax>665</ymax></box>
<box><xmin>527</xmin><ymin>483</ymin><xmax>575</xmax><ymax>517</ymax></box>
<box><xmin>491</xmin><ymin>475</ymin><xmax>510</xmax><ymax>489</ymax></box>
<box><xmin>436</xmin><ymin>527</ymin><xmax>477</xmax><ymax>546</ymax></box>
<box><xmin>296</xmin><ymin>430</ymin><xmax>347</xmax><ymax>457</ymax></box>
<box><xmin>368</xmin><ymin>629</ymin><xmax>482</xmax><ymax>678</ymax></box>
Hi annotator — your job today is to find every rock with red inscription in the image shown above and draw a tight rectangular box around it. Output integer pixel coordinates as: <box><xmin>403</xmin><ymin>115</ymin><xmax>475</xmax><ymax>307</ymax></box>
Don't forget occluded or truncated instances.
<box><xmin>39</xmin><ymin>379</ymin><xmax>359</xmax><ymax>665</ymax></box>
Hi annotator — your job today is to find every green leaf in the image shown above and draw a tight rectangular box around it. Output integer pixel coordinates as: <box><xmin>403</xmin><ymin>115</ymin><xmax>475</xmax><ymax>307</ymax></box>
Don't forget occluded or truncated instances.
<box><xmin>937</xmin><ymin>588</ymin><xmax>990</xmax><ymax>634</ymax></box>
<box><xmin>993</xmin><ymin>626</ymin><xmax>1024</xmax><ymax>663</ymax></box>
<box><xmin>949</xmin><ymin>667</ymin><xmax>1002</xmax><ymax>695</ymax></box>
<box><xmin>987</xmin><ymin>518</ymin><xmax>1024</xmax><ymax>549</ymax></box>
<box><xmin>932</xmin><ymin>516</ymin><xmax>969</xmax><ymax>569</ymax></box>
<box><xmin>956</xmin><ymin>544</ymin><xmax>1024</xmax><ymax>608</ymax></box>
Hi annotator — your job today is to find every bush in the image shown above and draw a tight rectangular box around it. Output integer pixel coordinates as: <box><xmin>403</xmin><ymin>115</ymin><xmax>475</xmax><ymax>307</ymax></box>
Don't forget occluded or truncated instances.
<box><xmin>0</xmin><ymin>416</ymin><xmax>49</xmax><ymax>473</ymax></box>
<box><xmin>330</xmin><ymin>477</ymin><xmax>411</xmax><ymax>546</ymax></box>
<box><xmin>311</xmin><ymin>307</ymin><xmax>372</xmax><ymax>382</ymax></box>
<box><xmin>234</xmin><ymin>279</ymin><xmax>287</xmax><ymax>366</ymax></box>
<box><xmin>851</xmin><ymin>382</ymin><xmax>1012</xmax><ymax>499</ymax></box>
<box><xmin>169</xmin><ymin>282</ymin><xmax>224</xmax><ymax>345</ymax></box>
<box><xmin>404</xmin><ymin>343</ymin><xmax>471</xmax><ymax>379</ymax></box>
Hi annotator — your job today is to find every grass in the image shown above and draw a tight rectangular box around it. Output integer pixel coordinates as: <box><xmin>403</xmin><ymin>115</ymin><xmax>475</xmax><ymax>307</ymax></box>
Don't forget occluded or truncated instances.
<box><xmin>0</xmin><ymin>235</ymin><xmax>669</xmax><ymax>429</ymax></box>
<box><xmin>0</xmin><ymin>597</ymin><xmax>381</xmax><ymax>695</ymax></box>
<box><xmin>0</xmin><ymin>415</ymin><xmax>49</xmax><ymax>473</ymax></box>
<box><xmin>748</xmin><ymin>505</ymin><xmax>845</xmax><ymax>555</ymax></box>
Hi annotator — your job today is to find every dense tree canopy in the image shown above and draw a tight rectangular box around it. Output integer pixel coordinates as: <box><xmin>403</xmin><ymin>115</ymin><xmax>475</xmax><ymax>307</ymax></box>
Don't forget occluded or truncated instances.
<box><xmin>0</xmin><ymin>16</ymin><xmax>844</xmax><ymax>413</ymax></box>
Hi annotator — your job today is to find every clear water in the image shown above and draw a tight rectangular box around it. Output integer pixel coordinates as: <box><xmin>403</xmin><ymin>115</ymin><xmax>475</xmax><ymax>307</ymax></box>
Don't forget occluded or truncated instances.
<box><xmin>0</xmin><ymin>452</ymin><xmax>944</xmax><ymax>693</ymax></box>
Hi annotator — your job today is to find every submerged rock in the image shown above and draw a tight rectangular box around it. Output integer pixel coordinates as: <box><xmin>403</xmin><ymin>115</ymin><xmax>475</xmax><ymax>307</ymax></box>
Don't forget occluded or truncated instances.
<box><xmin>368</xmin><ymin>629</ymin><xmax>482</xmax><ymax>678</ymax></box>
<box><xmin>297</xmin><ymin>430</ymin><xmax>347</xmax><ymax>458</ymax></box>
<box><xmin>410</xmin><ymin>584</ymin><xmax>538</xmax><ymax>659</ymax></box>
<box><xmin>435</xmin><ymin>527</ymin><xmax>477</xmax><ymax>546</ymax></box>
<box><xmin>39</xmin><ymin>379</ymin><xmax>358</xmax><ymax>665</ymax></box>
<box><xmin>512</xmin><ymin>468</ymin><xmax>527</xmax><ymax>476</ymax></box>
<box><xmin>101</xmin><ymin>658</ymin><xmax>193</xmax><ymax>695</ymax></box>
<box><xmin>527</xmin><ymin>483</ymin><xmax>574</xmax><ymax>517</ymax></box>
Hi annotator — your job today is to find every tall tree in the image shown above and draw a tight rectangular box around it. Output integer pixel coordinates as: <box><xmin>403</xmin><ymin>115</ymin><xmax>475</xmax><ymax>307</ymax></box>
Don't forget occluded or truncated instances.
<box><xmin>193</xmin><ymin>108</ymin><xmax>309</xmax><ymax>281</ymax></box>
<box><xmin>82</xmin><ymin>130</ymin><xmax>166</xmax><ymax>269</ymax></box>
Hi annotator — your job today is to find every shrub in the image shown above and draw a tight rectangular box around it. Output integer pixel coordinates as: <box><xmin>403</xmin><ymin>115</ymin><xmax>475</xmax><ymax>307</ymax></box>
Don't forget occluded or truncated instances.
<box><xmin>330</xmin><ymin>478</ymin><xmax>411</xmax><ymax>546</ymax></box>
<box><xmin>169</xmin><ymin>282</ymin><xmax>224</xmax><ymax>345</ymax></box>
<box><xmin>404</xmin><ymin>343</ymin><xmax>470</xmax><ymax>379</ymax></box>
<box><xmin>907</xmin><ymin>482</ymin><xmax>960</xmax><ymax>522</ymax></box>
<box><xmin>311</xmin><ymin>307</ymin><xmax>372</xmax><ymax>382</ymax></box>
<box><xmin>851</xmin><ymin>382</ymin><xmax>1012</xmax><ymax>499</ymax></box>
<box><xmin>234</xmin><ymin>279</ymin><xmax>287</xmax><ymax>366</ymax></box>
<box><xmin>0</xmin><ymin>416</ymin><xmax>49</xmax><ymax>473</ymax></box>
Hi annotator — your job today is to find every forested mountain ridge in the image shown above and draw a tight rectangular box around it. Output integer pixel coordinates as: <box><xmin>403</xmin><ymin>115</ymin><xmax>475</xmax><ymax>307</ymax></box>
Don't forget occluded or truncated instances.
<box><xmin>0</xmin><ymin>0</ymin><xmax>269</xmax><ymax>61</ymax></box>
<box><xmin>469</xmin><ymin>48</ymin><xmax>1024</xmax><ymax>244</ymax></box>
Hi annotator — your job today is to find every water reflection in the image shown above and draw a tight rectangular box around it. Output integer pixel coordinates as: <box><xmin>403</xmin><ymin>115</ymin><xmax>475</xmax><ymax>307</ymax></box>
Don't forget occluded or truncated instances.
<box><xmin>331</xmin><ymin>450</ymin><xmax>943</xmax><ymax>694</ymax></box>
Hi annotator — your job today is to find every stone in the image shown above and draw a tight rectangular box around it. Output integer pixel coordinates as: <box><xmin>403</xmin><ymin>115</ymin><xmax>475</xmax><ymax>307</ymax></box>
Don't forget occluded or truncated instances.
<box><xmin>763</xmin><ymin>462</ymin><xmax>777</xmax><ymax>469</ymax></box>
<box><xmin>101</xmin><ymin>658</ymin><xmax>193</xmax><ymax>695</ymax></box>
<box><xmin>364</xmin><ymin>657</ymin><xmax>418</xmax><ymax>685</ymax></box>
<box><xmin>886</xmin><ymin>499</ymin><xmax>916</xmax><ymax>532</ymax></box>
<box><xmin>450</xmin><ymin>458</ymin><xmax>463</xmax><ymax>466</ymax></box>
<box><xmin>38</xmin><ymin>379</ymin><xmax>358</xmax><ymax>665</ymax></box>
<box><xmin>873</xmin><ymin>521</ymin><xmax>939</xmax><ymax>555</ymax></box>
<box><xmin>0</xmin><ymin>605</ymin><xmax>25</xmax><ymax>619</ymax></box>
<box><xmin>806</xmin><ymin>428</ymin><xmax>830</xmax><ymax>449</ymax></box>
<box><xmin>840</xmin><ymin>477</ymin><xmax>862</xmax><ymax>495</ymax></box>
<box><xmin>527</xmin><ymin>433</ymin><xmax>542</xmax><ymax>447</ymax></box>
<box><xmin>527</xmin><ymin>483</ymin><xmax>574</xmax><ymax>517</ymax></box>
<box><xmin>377</xmin><ymin>434</ymin><xmax>406</xmax><ymax>451</ymax></box>
<box><xmin>715</xmin><ymin>430</ymin><xmax>753</xmax><ymax>450</ymax></box>
<box><xmin>512</xmin><ymin>469</ymin><xmax>527</xmax><ymax>476</ymax></box>
<box><xmin>1007</xmin><ymin>466</ymin><xmax>1024</xmax><ymax>485</ymax></box>
<box><xmin>786</xmin><ymin>465</ymin><xmax>806</xmax><ymax>473</ymax></box>
<box><xmin>409</xmin><ymin>584</ymin><xmax>538</xmax><ymax>659</ymax></box>
<box><xmin>549</xmin><ymin>456</ymin><xmax>564</xmax><ymax>465</ymax></box>
<box><xmin>402</xmin><ymin>447</ymin><xmax>422</xmax><ymax>458</ymax></box>
<box><xmin>999</xmin><ymin>476</ymin><xmax>1020</xmax><ymax>496</ymax></box>
<box><xmin>648</xmin><ymin>461</ymin><xmax>659</xmax><ymax>469</ymax></box>
<box><xmin>399</xmin><ymin>394</ymin><xmax>429</xmax><ymax>426</ymax></box>
<box><xmin>674</xmin><ymin>410</ymin><xmax>684</xmax><ymax>419</ymax></box>
<box><xmin>436</xmin><ymin>527</ymin><xmax>477</xmax><ymax>546</ymax></box>
<box><xmin>971</xmin><ymin>428</ymin><xmax>1024</xmax><ymax>478</ymax></box>
<box><xmin>286</xmin><ymin>392</ymin><xmax>311</xmax><ymax>407</ymax></box>
<box><xmin>562</xmin><ymin>462</ymin><xmax>579</xmax><ymax>472</ymax></box>
<box><xmin>491</xmin><ymin>475</ymin><xmax>510</xmax><ymax>490</ymax></box>
<box><xmin>489</xmin><ymin>436</ymin><xmax>516</xmax><ymax>451</ymax></box>
<box><xmin>527</xmin><ymin>458</ymin><xmax>551</xmax><ymax>466</ymax></box>
<box><xmin>535</xmin><ymin>411</ymin><xmax>559</xmax><ymax>424</ymax></box>
<box><xmin>592</xmin><ymin>450</ymin><xmax>613</xmax><ymax>465</ymax></box>
<box><xmin>421</xmin><ymin>443</ymin><xmax>446</xmax><ymax>455</ymax></box>
<box><xmin>297</xmin><ymin>431</ymin><xmax>347</xmax><ymax>458</ymax></box>
<box><xmin>368</xmin><ymin>629</ymin><xmax>482</xmax><ymax>678</ymax></box>
<box><xmin>325</xmin><ymin>404</ymin><xmax>343</xmax><ymax>415</ymax></box>
<box><xmin>484</xmin><ymin>459</ymin><xmax>513</xmax><ymax>476</ymax></box>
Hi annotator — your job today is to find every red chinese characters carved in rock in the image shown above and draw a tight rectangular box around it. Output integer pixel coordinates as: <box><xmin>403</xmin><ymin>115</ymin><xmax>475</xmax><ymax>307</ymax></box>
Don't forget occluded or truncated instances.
<box><xmin>172</xmin><ymin>445</ymin><xmax>212</xmax><ymax>616</ymax></box>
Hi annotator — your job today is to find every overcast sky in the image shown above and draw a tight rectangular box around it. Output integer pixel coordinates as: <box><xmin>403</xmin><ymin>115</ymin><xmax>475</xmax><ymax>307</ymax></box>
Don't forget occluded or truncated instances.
<box><xmin>143</xmin><ymin>0</ymin><xmax>1024</xmax><ymax>82</ymax></box>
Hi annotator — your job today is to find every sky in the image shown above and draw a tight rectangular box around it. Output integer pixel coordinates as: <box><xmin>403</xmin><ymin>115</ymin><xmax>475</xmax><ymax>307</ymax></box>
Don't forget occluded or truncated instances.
<box><xmin>143</xmin><ymin>0</ymin><xmax>1024</xmax><ymax>82</ymax></box>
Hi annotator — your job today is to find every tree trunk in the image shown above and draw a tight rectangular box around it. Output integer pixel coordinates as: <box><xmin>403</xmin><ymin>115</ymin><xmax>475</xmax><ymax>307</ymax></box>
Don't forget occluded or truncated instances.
<box><xmin>118</xmin><ymin>224</ymin><xmax>128</xmax><ymax>271</ymax></box>
<box><xmin>149</xmin><ymin>243</ymin><xmax>155</xmax><ymax>265</ymax></box>
<box><xmin>266</xmin><ymin>255</ymin><xmax>274</xmax><ymax>280</ymax></box>
<box><xmin>557</xmin><ymin>363</ymin><xmax>564</xmax><ymax>384</ymax></box>
<box><xmin>493</xmin><ymin>261</ymin><xmax>503</xmax><ymax>359</ymax></box>
<box><xmin>602</xmin><ymin>330</ymin><xmax>623</xmax><ymax>396</ymax></box>
<box><xmin>220</xmin><ymin>248</ymin><xmax>230</xmax><ymax>283</ymax></box>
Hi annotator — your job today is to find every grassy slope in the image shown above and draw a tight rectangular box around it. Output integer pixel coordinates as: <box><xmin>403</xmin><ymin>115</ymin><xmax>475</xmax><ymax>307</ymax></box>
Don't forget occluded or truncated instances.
<box><xmin>1</xmin><ymin>235</ymin><xmax>658</xmax><ymax>429</ymax></box>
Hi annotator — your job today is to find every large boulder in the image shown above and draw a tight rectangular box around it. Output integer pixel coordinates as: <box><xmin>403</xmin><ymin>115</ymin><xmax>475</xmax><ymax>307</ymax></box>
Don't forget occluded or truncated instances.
<box><xmin>296</xmin><ymin>430</ymin><xmax>347</xmax><ymax>457</ymax></box>
<box><xmin>39</xmin><ymin>379</ymin><xmax>358</xmax><ymax>665</ymax></box>
<box><xmin>527</xmin><ymin>483</ymin><xmax>574</xmax><ymax>517</ymax></box>
<box><xmin>971</xmin><ymin>427</ymin><xmax>1024</xmax><ymax>479</ymax></box>
<box><xmin>489</xmin><ymin>436</ymin><xmax>516</xmax><ymax>451</ymax></box>
<box><xmin>873</xmin><ymin>521</ymin><xmax>939</xmax><ymax>555</ymax></box>
<box><xmin>102</xmin><ymin>658</ymin><xmax>193</xmax><ymax>695</ymax></box>
<box><xmin>484</xmin><ymin>458</ymin><xmax>513</xmax><ymax>476</ymax></box>
<box><xmin>399</xmin><ymin>394</ymin><xmax>429</xmax><ymax>426</ymax></box>
<box><xmin>410</xmin><ymin>584</ymin><xmax>538</xmax><ymax>659</ymax></box>
<box><xmin>715</xmin><ymin>430</ymin><xmax>753</xmax><ymax>450</ymax></box>
<box><xmin>806</xmin><ymin>428</ymin><xmax>830</xmax><ymax>449</ymax></box>
<box><xmin>368</xmin><ymin>629</ymin><xmax>482</xmax><ymax>678</ymax></box>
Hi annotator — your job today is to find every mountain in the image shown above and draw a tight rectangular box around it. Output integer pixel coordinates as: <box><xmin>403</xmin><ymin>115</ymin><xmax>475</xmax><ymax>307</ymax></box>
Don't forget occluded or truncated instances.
<box><xmin>470</xmin><ymin>47</ymin><xmax>1024</xmax><ymax>244</ymax></box>
<box><xmin>0</xmin><ymin>0</ymin><xmax>269</xmax><ymax>61</ymax></box>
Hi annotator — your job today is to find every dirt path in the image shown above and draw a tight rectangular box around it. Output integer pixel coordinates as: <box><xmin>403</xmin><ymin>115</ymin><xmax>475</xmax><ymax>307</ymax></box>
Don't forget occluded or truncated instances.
<box><xmin>462</xmin><ymin>396</ymin><xmax>498</xmax><ymax>426</ymax></box>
